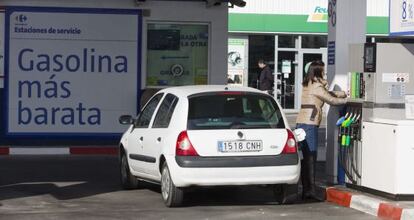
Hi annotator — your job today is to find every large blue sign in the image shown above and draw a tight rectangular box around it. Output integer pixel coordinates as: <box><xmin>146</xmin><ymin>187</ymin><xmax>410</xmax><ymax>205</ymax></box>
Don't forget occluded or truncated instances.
<box><xmin>4</xmin><ymin>6</ymin><xmax>142</xmax><ymax>137</ymax></box>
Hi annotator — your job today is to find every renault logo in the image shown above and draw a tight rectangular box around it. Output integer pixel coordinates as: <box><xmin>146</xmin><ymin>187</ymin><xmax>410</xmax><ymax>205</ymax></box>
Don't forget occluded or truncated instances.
<box><xmin>237</xmin><ymin>131</ymin><xmax>244</xmax><ymax>139</ymax></box>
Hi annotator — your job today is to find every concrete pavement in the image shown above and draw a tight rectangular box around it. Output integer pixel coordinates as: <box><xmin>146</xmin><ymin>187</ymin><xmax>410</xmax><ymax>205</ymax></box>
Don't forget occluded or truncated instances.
<box><xmin>0</xmin><ymin>155</ymin><xmax>376</xmax><ymax>220</ymax></box>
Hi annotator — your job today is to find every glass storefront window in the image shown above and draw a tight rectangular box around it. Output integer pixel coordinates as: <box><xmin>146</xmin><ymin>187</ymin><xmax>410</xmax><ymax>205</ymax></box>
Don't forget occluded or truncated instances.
<box><xmin>248</xmin><ymin>35</ymin><xmax>275</xmax><ymax>88</ymax></box>
<box><xmin>301</xmin><ymin>35</ymin><xmax>327</xmax><ymax>49</ymax></box>
<box><xmin>147</xmin><ymin>23</ymin><xmax>208</xmax><ymax>87</ymax></box>
<box><xmin>278</xmin><ymin>35</ymin><xmax>297</xmax><ymax>48</ymax></box>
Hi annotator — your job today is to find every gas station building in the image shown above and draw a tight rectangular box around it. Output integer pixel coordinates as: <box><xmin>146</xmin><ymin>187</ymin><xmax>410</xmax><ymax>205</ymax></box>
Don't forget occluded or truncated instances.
<box><xmin>0</xmin><ymin>0</ymin><xmax>414</xmax><ymax>203</ymax></box>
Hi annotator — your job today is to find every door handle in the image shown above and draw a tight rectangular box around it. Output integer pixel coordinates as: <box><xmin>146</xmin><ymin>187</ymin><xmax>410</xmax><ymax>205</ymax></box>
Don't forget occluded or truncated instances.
<box><xmin>139</xmin><ymin>136</ymin><xmax>143</xmax><ymax>141</ymax></box>
<box><xmin>157</xmin><ymin>137</ymin><xmax>162</xmax><ymax>142</ymax></box>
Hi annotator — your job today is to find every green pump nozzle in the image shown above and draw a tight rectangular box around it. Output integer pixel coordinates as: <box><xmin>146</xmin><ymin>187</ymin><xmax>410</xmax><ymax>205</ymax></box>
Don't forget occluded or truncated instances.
<box><xmin>340</xmin><ymin>113</ymin><xmax>355</xmax><ymax>147</ymax></box>
<box><xmin>341</xmin><ymin>134</ymin><xmax>346</xmax><ymax>146</ymax></box>
<box><xmin>345</xmin><ymin>135</ymin><xmax>351</xmax><ymax>146</ymax></box>
<box><xmin>342</xmin><ymin>114</ymin><xmax>353</xmax><ymax>128</ymax></box>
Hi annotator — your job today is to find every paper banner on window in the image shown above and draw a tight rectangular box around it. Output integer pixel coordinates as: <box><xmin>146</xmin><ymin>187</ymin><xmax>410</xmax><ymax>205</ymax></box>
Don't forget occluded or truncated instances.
<box><xmin>281</xmin><ymin>60</ymin><xmax>291</xmax><ymax>74</ymax></box>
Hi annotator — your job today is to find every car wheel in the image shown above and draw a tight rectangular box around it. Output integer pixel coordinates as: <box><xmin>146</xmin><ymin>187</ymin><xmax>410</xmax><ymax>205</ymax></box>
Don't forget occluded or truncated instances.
<box><xmin>273</xmin><ymin>184</ymin><xmax>294</xmax><ymax>204</ymax></box>
<box><xmin>161</xmin><ymin>163</ymin><xmax>184</xmax><ymax>207</ymax></box>
<box><xmin>120</xmin><ymin>152</ymin><xmax>139</xmax><ymax>189</ymax></box>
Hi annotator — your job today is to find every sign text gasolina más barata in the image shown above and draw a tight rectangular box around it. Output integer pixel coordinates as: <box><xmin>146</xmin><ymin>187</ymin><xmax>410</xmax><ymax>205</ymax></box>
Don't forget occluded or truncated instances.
<box><xmin>16</xmin><ymin>47</ymin><xmax>129</xmax><ymax>126</ymax></box>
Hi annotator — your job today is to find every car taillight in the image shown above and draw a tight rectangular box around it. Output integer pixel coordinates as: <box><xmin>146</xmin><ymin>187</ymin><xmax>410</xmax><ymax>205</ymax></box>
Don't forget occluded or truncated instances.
<box><xmin>282</xmin><ymin>129</ymin><xmax>297</xmax><ymax>154</ymax></box>
<box><xmin>176</xmin><ymin>131</ymin><xmax>199</xmax><ymax>156</ymax></box>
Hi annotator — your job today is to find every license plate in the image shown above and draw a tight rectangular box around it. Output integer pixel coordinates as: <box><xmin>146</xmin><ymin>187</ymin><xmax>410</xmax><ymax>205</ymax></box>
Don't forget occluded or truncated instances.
<box><xmin>217</xmin><ymin>140</ymin><xmax>263</xmax><ymax>153</ymax></box>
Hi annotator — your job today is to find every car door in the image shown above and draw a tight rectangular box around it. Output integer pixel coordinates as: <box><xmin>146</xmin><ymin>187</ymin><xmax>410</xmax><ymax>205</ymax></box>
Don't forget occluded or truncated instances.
<box><xmin>127</xmin><ymin>93</ymin><xmax>163</xmax><ymax>173</ymax></box>
<box><xmin>144</xmin><ymin>94</ymin><xmax>179</xmax><ymax>177</ymax></box>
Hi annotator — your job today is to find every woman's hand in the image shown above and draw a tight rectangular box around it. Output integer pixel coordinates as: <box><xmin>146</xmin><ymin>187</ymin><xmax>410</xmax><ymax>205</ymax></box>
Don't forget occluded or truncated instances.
<box><xmin>328</xmin><ymin>91</ymin><xmax>347</xmax><ymax>98</ymax></box>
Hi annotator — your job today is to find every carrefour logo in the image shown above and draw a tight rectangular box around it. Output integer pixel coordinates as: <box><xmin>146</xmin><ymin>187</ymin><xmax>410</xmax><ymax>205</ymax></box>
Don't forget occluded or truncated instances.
<box><xmin>307</xmin><ymin>6</ymin><xmax>328</xmax><ymax>23</ymax></box>
<box><xmin>15</xmin><ymin>14</ymin><xmax>28</xmax><ymax>24</ymax></box>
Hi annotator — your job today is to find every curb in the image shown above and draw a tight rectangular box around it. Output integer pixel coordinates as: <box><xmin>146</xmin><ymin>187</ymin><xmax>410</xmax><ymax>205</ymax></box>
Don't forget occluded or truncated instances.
<box><xmin>0</xmin><ymin>146</ymin><xmax>118</xmax><ymax>155</ymax></box>
<box><xmin>326</xmin><ymin>187</ymin><xmax>414</xmax><ymax>220</ymax></box>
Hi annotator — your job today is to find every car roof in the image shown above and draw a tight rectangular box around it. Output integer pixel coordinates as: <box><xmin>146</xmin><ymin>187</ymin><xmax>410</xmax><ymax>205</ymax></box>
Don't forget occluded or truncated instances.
<box><xmin>157</xmin><ymin>85</ymin><xmax>267</xmax><ymax>98</ymax></box>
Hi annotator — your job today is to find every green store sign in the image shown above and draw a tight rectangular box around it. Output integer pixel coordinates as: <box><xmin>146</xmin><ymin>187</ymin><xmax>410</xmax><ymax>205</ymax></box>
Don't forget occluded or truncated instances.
<box><xmin>229</xmin><ymin>13</ymin><xmax>388</xmax><ymax>35</ymax></box>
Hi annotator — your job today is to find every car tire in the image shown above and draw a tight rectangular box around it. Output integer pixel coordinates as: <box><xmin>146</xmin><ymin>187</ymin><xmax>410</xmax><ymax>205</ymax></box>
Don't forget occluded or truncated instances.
<box><xmin>161</xmin><ymin>163</ymin><xmax>184</xmax><ymax>207</ymax></box>
<box><xmin>120</xmin><ymin>152</ymin><xmax>139</xmax><ymax>190</ymax></box>
<box><xmin>273</xmin><ymin>184</ymin><xmax>295</xmax><ymax>204</ymax></box>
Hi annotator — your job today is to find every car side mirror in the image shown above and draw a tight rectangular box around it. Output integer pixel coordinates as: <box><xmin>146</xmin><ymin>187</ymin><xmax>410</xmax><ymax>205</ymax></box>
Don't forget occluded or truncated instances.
<box><xmin>119</xmin><ymin>115</ymin><xmax>135</xmax><ymax>125</ymax></box>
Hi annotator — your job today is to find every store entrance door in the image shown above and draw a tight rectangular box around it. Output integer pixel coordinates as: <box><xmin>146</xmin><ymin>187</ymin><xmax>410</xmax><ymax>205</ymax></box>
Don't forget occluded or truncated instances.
<box><xmin>276</xmin><ymin>51</ymin><xmax>298</xmax><ymax>109</ymax></box>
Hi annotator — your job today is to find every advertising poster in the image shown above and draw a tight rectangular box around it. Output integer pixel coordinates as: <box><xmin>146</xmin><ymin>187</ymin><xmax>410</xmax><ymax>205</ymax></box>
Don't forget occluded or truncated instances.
<box><xmin>146</xmin><ymin>23</ymin><xmax>208</xmax><ymax>86</ymax></box>
<box><xmin>5</xmin><ymin>6</ymin><xmax>141</xmax><ymax>136</ymax></box>
<box><xmin>227</xmin><ymin>38</ymin><xmax>248</xmax><ymax>86</ymax></box>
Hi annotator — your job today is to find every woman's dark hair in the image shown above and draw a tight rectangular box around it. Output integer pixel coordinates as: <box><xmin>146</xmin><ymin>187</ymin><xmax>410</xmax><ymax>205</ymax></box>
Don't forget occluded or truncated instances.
<box><xmin>302</xmin><ymin>60</ymin><xmax>325</xmax><ymax>87</ymax></box>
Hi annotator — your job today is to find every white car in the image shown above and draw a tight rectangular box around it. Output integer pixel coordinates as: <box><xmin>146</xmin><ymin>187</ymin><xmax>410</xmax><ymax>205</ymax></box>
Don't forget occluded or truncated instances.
<box><xmin>118</xmin><ymin>85</ymin><xmax>300</xmax><ymax>207</ymax></box>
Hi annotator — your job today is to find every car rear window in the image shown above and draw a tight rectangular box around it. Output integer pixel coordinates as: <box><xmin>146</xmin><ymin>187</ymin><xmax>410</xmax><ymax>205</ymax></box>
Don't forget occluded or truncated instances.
<box><xmin>187</xmin><ymin>92</ymin><xmax>285</xmax><ymax>130</ymax></box>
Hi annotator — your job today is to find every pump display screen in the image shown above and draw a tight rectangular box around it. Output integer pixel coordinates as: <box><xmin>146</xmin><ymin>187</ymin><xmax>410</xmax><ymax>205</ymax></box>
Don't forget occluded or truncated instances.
<box><xmin>364</xmin><ymin>43</ymin><xmax>376</xmax><ymax>72</ymax></box>
<box><xmin>366</xmin><ymin>47</ymin><xmax>374</xmax><ymax>64</ymax></box>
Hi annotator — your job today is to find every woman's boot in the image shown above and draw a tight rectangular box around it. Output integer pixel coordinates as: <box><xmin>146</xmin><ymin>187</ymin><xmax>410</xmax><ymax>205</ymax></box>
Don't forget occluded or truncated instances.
<box><xmin>303</xmin><ymin>152</ymin><xmax>317</xmax><ymax>200</ymax></box>
<box><xmin>301</xmin><ymin>158</ymin><xmax>310</xmax><ymax>200</ymax></box>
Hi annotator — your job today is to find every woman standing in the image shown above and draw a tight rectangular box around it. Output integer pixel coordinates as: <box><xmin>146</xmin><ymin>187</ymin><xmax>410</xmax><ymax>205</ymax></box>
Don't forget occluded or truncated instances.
<box><xmin>296</xmin><ymin>60</ymin><xmax>347</xmax><ymax>200</ymax></box>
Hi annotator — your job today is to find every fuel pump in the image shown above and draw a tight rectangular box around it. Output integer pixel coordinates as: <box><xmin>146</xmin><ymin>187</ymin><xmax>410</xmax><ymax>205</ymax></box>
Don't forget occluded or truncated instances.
<box><xmin>344</xmin><ymin>43</ymin><xmax>414</xmax><ymax>200</ymax></box>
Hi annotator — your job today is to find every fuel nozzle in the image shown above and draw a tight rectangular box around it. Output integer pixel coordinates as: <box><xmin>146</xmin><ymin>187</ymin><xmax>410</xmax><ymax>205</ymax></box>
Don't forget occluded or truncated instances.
<box><xmin>336</xmin><ymin>116</ymin><xmax>346</xmax><ymax>126</ymax></box>
<box><xmin>340</xmin><ymin>113</ymin><xmax>355</xmax><ymax>147</ymax></box>
<box><xmin>336</xmin><ymin>112</ymin><xmax>349</xmax><ymax>126</ymax></box>
<box><xmin>341</xmin><ymin>113</ymin><xmax>353</xmax><ymax>128</ymax></box>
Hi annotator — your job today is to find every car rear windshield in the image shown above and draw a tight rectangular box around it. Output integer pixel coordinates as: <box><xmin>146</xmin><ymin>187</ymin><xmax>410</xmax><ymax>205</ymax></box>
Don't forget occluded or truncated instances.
<box><xmin>187</xmin><ymin>92</ymin><xmax>285</xmax><ymax>130</ymax></box>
